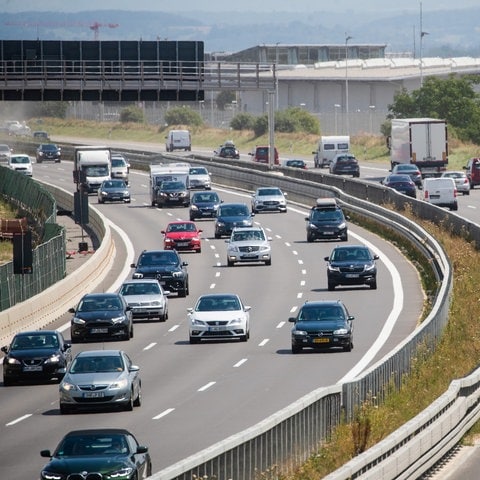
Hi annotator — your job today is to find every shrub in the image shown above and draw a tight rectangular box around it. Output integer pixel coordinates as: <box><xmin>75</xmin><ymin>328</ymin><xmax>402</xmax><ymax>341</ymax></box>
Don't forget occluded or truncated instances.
<box><xmin>165</xmin><ymin>106</ymin><xmax>203</xmax><ymax>127</ymax></box>
<box><xmin>120</xmin><ymin>106</ymin><xmax>145</xmax><ymax>123</ymax></box>
<box><xmin>230</xmin><ymin>113</ymin><xmax>255</xmax><ymax>130</ymax></box>
<box><xmin>253</xmin><ymin>114</ymin><xmax>268</xmax><ymax>137</ymax></box>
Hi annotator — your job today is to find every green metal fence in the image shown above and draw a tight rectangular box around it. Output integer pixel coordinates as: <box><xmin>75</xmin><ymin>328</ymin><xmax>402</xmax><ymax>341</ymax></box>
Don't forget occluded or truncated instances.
<box><xmin>0</xmin><ymin>167</ymin><xmax>66</xmax><ymax>311</ymax></box>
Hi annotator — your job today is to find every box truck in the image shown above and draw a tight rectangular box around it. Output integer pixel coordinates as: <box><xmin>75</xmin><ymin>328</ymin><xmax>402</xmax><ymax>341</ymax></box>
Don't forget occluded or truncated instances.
<box><xmin>73</xmin><ymin>146</ymin><xmax>111</xmax><ymax>193</ymax></box>
<box><xmin>390</xmin><ymin>118</ymin><xmax>448</xmax><ymax>178</ymax></box>
<box><xmin>312</xmin><ymin>135</ymin><xmax>350</xmax><ymax>168</ymax></box>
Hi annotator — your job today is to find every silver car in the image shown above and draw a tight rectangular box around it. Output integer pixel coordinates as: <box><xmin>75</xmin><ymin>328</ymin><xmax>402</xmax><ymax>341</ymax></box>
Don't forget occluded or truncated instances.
<box><xmin>251</xmin><ymin>187</ymin><xmax>287</xmax><ymax>213</ymax></box>
<box><xmin>189</xmin><ymin>166</ymin><xmax>211</xmax><ymax>190</ymax></box>
<box><xmin>59</xmin><ymin>349</ymin><xmax>142</xmax><ymax>414</ymax></box>
<box><xmin>441</xmin><ymin>170</ymin><xmax>471</xmax><ymax>195</ymax></box>
<box><xmin>118</xmin><ymin>278</ymin><xmax>169</xmax><ymax>321</ymax></box>
<box><xmin>226</xmin><ymin>226</ymin><xmax>272</xmax><ymax>266</ymax></box>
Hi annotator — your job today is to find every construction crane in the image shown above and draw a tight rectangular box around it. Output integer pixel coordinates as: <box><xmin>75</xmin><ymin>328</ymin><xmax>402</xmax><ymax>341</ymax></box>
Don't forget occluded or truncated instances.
<box><xmin>4</xmin><ymin>21</ymin><xmax>119</xmax><ymax>40</ymax></box>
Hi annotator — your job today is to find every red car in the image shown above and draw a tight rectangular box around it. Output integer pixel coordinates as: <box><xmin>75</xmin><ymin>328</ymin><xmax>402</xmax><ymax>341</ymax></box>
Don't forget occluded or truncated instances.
<box><xmin>161</xmin><ymin>221</ymin><xmax>202</xmax><ymax>253</ymax></box>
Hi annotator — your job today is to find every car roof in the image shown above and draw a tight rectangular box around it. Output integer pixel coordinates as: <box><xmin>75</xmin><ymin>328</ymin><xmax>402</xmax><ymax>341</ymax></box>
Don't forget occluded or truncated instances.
<box><xmin>332</xmin><ymin>244</ymin><xmax>367</xmax><ymax>251</ymax></box>
<box><xmin>81</xmin><ymin>292</ymin><xmax>122</xmax><ymax>299</ymax></box>
<box><xmin>15</xmin><ymin>330</ymin><xmax>60</xmax><ymax>336</ymax></box>
<box><xmin>75</xmin><ymin>349</ymin><xmax>123</xmax><ymax>358</ymax></box>
<box><xmin>301</xmin><ymin>300</ymin><xmax>344</xmax><ymax>307</ymax></box>
<box><xmin>64</xmin><ymin>428</ymin><xmax>131</xmax><ymax>436</ymax></box>
<box><xmin>122</xmin><ymin>278</ymin><xmax>160</xmax><ymax>284</ymax></box>
<box><xmin>197</xmin><ymin>293</ymin><xmax>239</xmax><ymax>300</ymax></box>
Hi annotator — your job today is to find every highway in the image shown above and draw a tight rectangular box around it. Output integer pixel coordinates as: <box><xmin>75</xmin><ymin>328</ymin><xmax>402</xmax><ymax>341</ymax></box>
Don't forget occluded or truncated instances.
<box><xmin>0</xmin><ymin>149</ymin><xmax>446</xmax><ymax>479</ymax></box>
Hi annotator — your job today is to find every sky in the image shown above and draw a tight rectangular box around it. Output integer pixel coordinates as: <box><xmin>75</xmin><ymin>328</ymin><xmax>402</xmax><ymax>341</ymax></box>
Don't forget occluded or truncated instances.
<box><xmin>1</xmin><ymin>0</ymin><xmax>479</xmax><ymax>13</ymax></box>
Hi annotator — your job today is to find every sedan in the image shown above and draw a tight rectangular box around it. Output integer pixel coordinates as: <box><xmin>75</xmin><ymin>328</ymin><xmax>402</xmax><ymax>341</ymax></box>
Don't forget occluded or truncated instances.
<box><xmin>324</xmin><ymin>244</ymin><xmax>379</xmax><ymax>290</ymax></box>
<box><xmin>1</xmin><ymin>330</ymin><xmax>72</xmax><ymax>386</ymax></box>
<box><xmin>441</xmin><ymin>170</ymin><xmax>470</xmax><ymax>195</ymax></box>
<box><xmin>251</xmin><ymin>187</ymin><xmax>287</xmax><ymax>214</ymax></box>
<box><xmin>188</xmin><ymin>293</ymin><xmax>251</xmax><ymax>343</ymax></box>
<box><xmin>118</xmin><ymin>278</ymin><xmax>169</xmax><ymax>321</ymax></box>
<box><xmin>188</xmin><ymin>166</ymin><xmax>211</xmax><ymax>189</ymax></box>
<box><xmin>59</xmin><ymin>350</ymin><xmax>142</xmax><ymax>413</ymax></box>
<box><xmin>39</xmin><ymin>428</ymin><xmax>151</xmax><ymax>479</ymax></box>
<box><xmin>391</xmin><ymin>163</ymin><xmax>423</xmax><ymax>187</ymax></box>
<box><xmin>214</xmin><ymin>202</ymin><xmax>254</xmax><ymax>238</ymax></box>
<box><xmin>97</xmin><ymin>179</ymin><xmax>131</xmax><ymax>203</ymax></box>
<box><xmin>161</xmin><ymin>220</ymin><xmax>202</xmax><ymax>253</ymax></box>
<box><xmin>69</xmin><ymin>292</ymin><xmax>133</xmax><ymax>343</ymax></box>
<box><xmin>189</xmin><ymin>190</ymin><xmax>222</xmax><ymax>220</ymax></box>
<box><xmin>226</xmin><ymin>226</ymin><xmax>272</xmax><ymax>266</ymax></box>
<box><xmin>381</xmin><ymin>174</ymin><xmax>417</xmax><ymax>198</ymax></box>
<box><xmin>284</xmin><ymin>159</ymin><xmax>307</xmax><ymax>169</ymax></box>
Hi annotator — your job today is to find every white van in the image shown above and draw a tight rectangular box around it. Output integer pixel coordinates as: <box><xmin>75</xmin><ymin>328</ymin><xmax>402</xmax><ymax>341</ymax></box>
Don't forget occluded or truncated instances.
<box><xmin>423</xmin><ymin>177</ymin><xmax>458</xmax><ymax>211</ymax></box>
<box><xmin>165</xmin><ymin>129</ymin><xmax>191</xmax><ymax>152</ymax></box>
<box><xmin>313</xmin><ymin>135</ymin><xmax>350</xmax><ymax>168</ymax></box>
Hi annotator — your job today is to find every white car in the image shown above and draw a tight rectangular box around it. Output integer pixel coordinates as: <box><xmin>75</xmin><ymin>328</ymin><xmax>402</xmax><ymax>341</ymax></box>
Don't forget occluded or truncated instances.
<box><xmin>441</xmin><ymin>170</ymin><xmax>470</xmax><ymax>195</ymax></box>
<box><xmin>0</xmin><ymin>144</ymin><xmax>12</xmax><ymax>163</ymax></box>
<box><xmin>8</xmin><ymin>154</ymin><xmax>33</xmax><ymax>176</ymax></box>
<box><xmin>188</xmin><ymin>166</ymin><xmax>211</xmax><ymax>190</ymax></box>
<box><xmin>188</xmin><ymin>293</ymin><xmax>251</xmax><ymax>343</ymax></box>
<box><xmin>251</xmin><ymin>186</ymin><xmax>287</xmax><ymax>213</ymax></box>
<box><xmin>226</xmin><ymin>226</ymin><xmax>272</xmax><ymax>266</ymax></box>
<box><xmin>111</xmin><ymin>153</ymin><xmax>130</xmax><ymax>184</ymax></box>
<box><xmin>118</xmin><ymin>278</ymin><xmax>169</xmax><ymax>321</ymax></box>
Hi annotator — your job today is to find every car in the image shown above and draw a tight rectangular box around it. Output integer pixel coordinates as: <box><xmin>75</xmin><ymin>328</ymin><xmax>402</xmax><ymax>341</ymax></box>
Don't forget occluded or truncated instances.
<box><xmin>7</xmin><ymin>153</ymin><xmax>33</xmax><ymax>176</ymax></box>
<box><xmin>305</xmin><ymin>198</ymin><xmax>348</xmax><ymax>242</ymax></box>
<box><xmin>329</xmin><ymin>153</ymin><xmax>360</xmax><ymax>177</ymax></box>
<box><xmin>381</xmin><ymin>174</ymin><xmax>417</xmax><ymax>198</ymax></box>
<box><xmin>251</xmin><ymin>186</ymin><xmax>287</xmax><ymax>214</ymax></box>
<box><xmin>324</xmin><ymin>245</ymin><xmax>379</xmax><ymax>290</ymax></box>
<box><xmin>289</xmin><ymin>300</ymin><xmax>354</xmax><ymax>353</ymax></box>
<box><xmin>390</xmin><ymin>164</ymin><xmax>423</xmax><ymax>187</ymax></box>
<box><xmin>69</xmin><ymin>292</ymin><xmax>133</xmax><ymax>343</ymax></box>
<box><xmin>111</xmin><ymin>153</ymin><xmax>130</xmax><ymax>183</ymax></box>
<box><xmin>214</xmin><ymin>142</ymin><xmax>240</xmax><ymax>159</ymax></box>
<box><xmin>214</xmin><ymin>202</ymin><xmax>254</xmax><ymax>238</ymax></box>
<box><xmin>284</xmin><ymin>159</ymin><xmax>307</xmax><ymax>169</ymax></box>
<box><xmin>0</xmin><ymin>143</ymin><xmax>12</xmax><ymax>163</ymax></box>
<box><xmin>39</xmin><ymin>428</ymin><xmax>152</xmax><ymax>479</ymax></box>
<box><xmin>226</xmin><ymin>226</ymin><xmax>272</xmax><ymax>266</ymax></box>
<box><xmin>33</xmin><ymin>130</ymin><xmax>49</xmax><ymax>141</ymax></box>
<box><xmin>131</xmin><ymin>249</ymin><xmax>189</xmax><ymax>297</ymax></box>
<box><xmin>249</xmin><ymin>145</ymin><xmax>279</xmax><ymax>165</ymax></box>
<box><xmin>189</xmin><ymin>166</ymin><xmax>212</xmax><ymax>189</ymax></box>
<box><xmin>441</xmin><ymin>170</ymin><xmax>470</xmax><ymax>195</ymax></box>
<box><xmin>156</xmin><ymin>179</ymin><xmax>190</xmax><ymax>208</ymax></box>
<box><xmin>59</xmin><ymin>350</ymin><xmax>142</xmax><ymax>413</ymax></box>
<box><xmin>36</xmin><ymin>143</ymin><xmax>61</xmax><ymax>163</ymax></box>
<box><xmin>118</xmin><ymin>278</ymin><xmax>169</xmax><ymax>322</ymax></box>
<box><xmin>5</xmin><ymin>120</ymin><xmax>31</xmax><ymax>136</ymax></box>
<box><xmin>97</xmin><ymin>179</ymin><xmax>131</xmax><ymax>204</ymax></box>
<box><xmin>423</xmin><ymin>176</ymin><xmax>458</xmax><ymax>211</ymax></box>
<box><xmin>188</xmin><ymin>293</ymin><xmax>251</xmax><ymax>343</ymax></box>
<box><xmin>189</xmin><ymin>190</ymin><xmax>223</xmax><ymax>220</ymax></box>
<box><xmin>161</xmin><ymin>220</ymin><xmax>202</xmax><ymax>253</ymax></box>
<box><xmin>1</xmin><ymin>330</ymin><xmax>72</xmax><ymax>386</ymax></box>
<box><xmin>463</xmin><ymin>157</ymin><xmax>480</xmax><ymax>188</ymax></box>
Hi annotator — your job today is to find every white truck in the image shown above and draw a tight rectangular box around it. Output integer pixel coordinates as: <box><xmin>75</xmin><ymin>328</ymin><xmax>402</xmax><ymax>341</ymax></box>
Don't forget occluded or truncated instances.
<box><xmin>73</xmin><ymin>146</ymin><xmax>111</xmax><ymax>193</ymax></box>
<box><xmin>312</xmin><ymin>135</ymin><xmax>350</xmax><ymax>168</ymax></box>
<box><xmin>149</xmin><ymin>162</ymin><xmax>191</xmax><ymax>206</ymax></box>
<box><xmin>165</xmin><ymin>129</ymin><xmax>191</xmax><ymax>152</ymax></box>
<box><xmin>390</xmin><ymin>118</ymin><xmax>448</xmax><ymax>177</ymax></box>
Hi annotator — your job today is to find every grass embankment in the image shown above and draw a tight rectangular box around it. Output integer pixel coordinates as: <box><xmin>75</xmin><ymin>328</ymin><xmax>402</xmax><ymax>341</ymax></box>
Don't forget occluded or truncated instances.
<box><xmin>0</xmin><ymin>202</ymin><xmax>17</xmax><ymax>264</ymax></box>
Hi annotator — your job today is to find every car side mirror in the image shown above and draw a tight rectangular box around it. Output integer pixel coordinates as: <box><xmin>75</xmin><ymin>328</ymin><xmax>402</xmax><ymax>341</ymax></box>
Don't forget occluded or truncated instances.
<box><xmin>40</xmin><ymin>450</ymin><xmax>52</xmax><ymax>458</ymax></box>
<box><xmin>129</xmin><ymin>365</ymin><xmax>140</xmax><ymax>372</ymax></box>
<box><xmin>288</xmin><ymin>317</ymin><xmax>296</xmax><ymax>323</ymax></box>
<box><xmin>137</xmin><ymin>446</ymin><xmax>149</xmax><ymax>454</ymax></box>
<box><xmin>373</xmin><ymin>254</ymin><xmax>379</xmax><ymax>260</ymax></box>
<box><xmin>68</xmin><ymin>307</ymin><xmax>75</xmax><ymax>313</ymax></box>
<box><xmin>324</xmin><ymin>256</ymin><xmax>329</xmax><ymax>261</ymax></box>
<box><xmin>348</xmin><ymin>315</ymin><xmax>355</xmax><ymax>321</ymax></box>
<box><xmin>64</xmin><ymin>343</ymin><xmax>72</xmax><ymax>351</ymax></box>
<box><xmin>1</xmin><ymin>345</ymin><xmax>8</xmax><ymax>353</ymax></box>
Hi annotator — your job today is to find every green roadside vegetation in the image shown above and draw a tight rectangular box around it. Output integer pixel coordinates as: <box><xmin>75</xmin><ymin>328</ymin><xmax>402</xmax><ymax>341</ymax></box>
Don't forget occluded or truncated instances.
<box><xmin>0</xmin><ymin>202</ymin><xmax>18</xmax><ymax>263</ymax></box>
<box><xmin>5</xmin><ymin>119</ymin><xmax>480</xmax><ymax>477</ymax></box>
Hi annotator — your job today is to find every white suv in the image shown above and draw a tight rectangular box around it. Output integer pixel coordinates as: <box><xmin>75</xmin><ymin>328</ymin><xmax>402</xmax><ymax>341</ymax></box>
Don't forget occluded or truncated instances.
<box><xmin>226</xmin><ymin>226</ymin><xmax>272</xmax><ymax>266</ymax></box>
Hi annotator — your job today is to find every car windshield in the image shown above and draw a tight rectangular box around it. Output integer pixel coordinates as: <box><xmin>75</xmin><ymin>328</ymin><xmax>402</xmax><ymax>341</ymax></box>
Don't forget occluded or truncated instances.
<box><xmin>120</xmin><ymin>282</ymin><xmax>160</xmax><ymax>296</ymax></box>
<box><xmin>190</xmin><ymin>167</ymin><xmax>208</xmax><ymax>175</ymax></box>
<box><xmin>55</xmin><ymin>434</ymin><xmax>128</xmax><ymax>457</ymax></box>
<box><xmin>193</xmin><ymin>192</ymin><xmax>219</xmax><ymax>203</ymax></box>
<box><xmin>41</xmin><ymin>144</ymin><xmax>57</xmax><ymax>151</ymax></box>
<box><xmin>219</xmin><ymin>205</ymin><xmax>248</xmax><ymax>216</ymax></box>
<box><xmin>257</xmin><ymin>188</ymin><xmax>281</xmax><ymax>196</ymax></box>
<box><xmin>332</xmin><ymin>248</ymin><xmax>370</xmax><ymax>262</ymax></box>
<box><xmin>103</xmin><ymin>180</ymin><xmax>126</xmax><ymax>188</ymax></box>
<box><xmin>139</xmin><ymin>251</ymin><xmax>178</xmax><ymax>266</ymax></box>
<box><xmin>11</xmin><ymin>156</ymin><xmax>29</xmax><ymax>164</ymax></box>
<box><xmin>196</xmin><ymin>296</ymin><xmax>241</xmax><ymax>311</ymax></box>
<box><xmin>232</xmin><ymin>230</ymin><xmax>265</xmax><ymax>242</ymax></box>
<box><xmin>111</xmin><ymin>158</ymin><xmax>126</xmax><ymax>167</ymax></box>
<box><xmin>161</xmin><ymin>180</ymin><xmax>185</xmax><ymax>190</ymax></box>
<box><xmin>70</xmin><ymin>355</ymin><xmax>124</xmax><ymax>374</ymax></box>
<box><xmin>298</xmin><ymin>306</ymin><xmax>345</xmax><ymax>322</ymax></box>
<box><xmin>12</xmin><ymin>334</ymin><xmax>58</xmax><ymax>349</ymax></box>
<box><xmin>336</xmin><ymin>156</ymin><xmax>356</xmax><ymax>163</ymax></box>
<box><xmin>167</xmin><ymin>223</ymin><xmax>196</xmax><ymax>233</ymax></box>
<box><xmin>311</xmin><ymin>209</ymin><xmax>343</xmax><ymax>221</ymax></box>
<box><xmin>78</xmin><ymin>297</ymin><xmax>122</xmax><ymax>311</ymax></box>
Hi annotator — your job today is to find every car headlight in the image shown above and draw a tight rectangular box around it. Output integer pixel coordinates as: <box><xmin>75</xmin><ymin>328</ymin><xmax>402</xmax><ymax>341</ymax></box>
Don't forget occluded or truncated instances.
<box><xmin>61</xmin><ymin>381</ymin><xmax>79</xmax><ymax>392</ymax></box>
<box><xmin>228</xmin><ymin>246</ymin><xmax>240</xmax><ymax>253</ymax></box>
<box><xmin>292</xmin><ymin>329</ymin><xmax>308</xmax><ymax>336</ymax></box>
<box><xmin>72</xmin><ymin>317</ymin><xmax>85</xmax><ymax>325</ymax></box>
<box><xmin>365</xmin><ymin>263</ymin><xmax>376</xmax><ymax>272</ymax></box>
<box><xmin>106</xmin><ymin>466</ymin><xmax>134</xmax><ymax>479</ymax></box>
<box><xmin>191</xmin><ymin>318</ymin><xmax>206</xmax><ymax>326</ymax></box>
<box><xmin>259</xmin><ymin>245</ymin><xmax>270</xmax><ymax>252</ymax></box>
<box><xmin>112</xmin><ymin>315</ymin><xmax>128</xmax><ymax>324</ymax></box>
<box><xmin>334</xmin><ymin>328</ymin><xmax>349</xmax><ymax>335</ymax></box>
<box><xmin>44</xmin><ymin>354</ymin><xmax>61</xmax><ymax>364</ymax></box>
<box><xmin>6</xmin><ymin>357</ymin><xmax>21</xmax><ymax>365</ymax></box>
<box><xmin>327</xmin><ymin>265</ymin><xmax>341</xmax><ymax>272</ymax></box>
<box><xmin>172</xmin><ymin>271</ymin><xmax>183</xmax><ymax>278</ymax></box>
<box><xmin>100</xmin><ymin>191</ymin><xmax>108</xmax><ymax>196</ymax></box>
<box><xmin>41</xmin><ymin>470</ymin><xmax>63</xmax><ymax>480</ymax></box>
<box><xmin>308</xmin><ymin>223</ymin><xmax>318</xmax><ymax>230</ymax></box>
<box><xmin>191</xmin><ymin>205</ymin><xmax>199</xmax><ymax>211</ymax></box>
<box><xmin>217</xmin><ymin>221</ymin><xmax>225</xmax><ymax>227</ymax></box>
<box><xmin>229</xmin><ymin>317</ymin><xmax>244</xmax><ymax>325</ymax></box>
<box><xmin>151</xmin><ymin>300</ymin><xmax>162</xmax><ymax>306</ymax></box>
<box><xmin>338</xmin><ymin>222</ymin><xmax>347</xmax><ymax>229</ymax></box>
<box><xmin>132</xmin><ymin>272</ymin><xmax>144</xmax><ymax>279</ymax></box>
<box><xmin>110</xmin><ymin>378</ymin><xmax>128</xmax><ymax>390</ymax></box>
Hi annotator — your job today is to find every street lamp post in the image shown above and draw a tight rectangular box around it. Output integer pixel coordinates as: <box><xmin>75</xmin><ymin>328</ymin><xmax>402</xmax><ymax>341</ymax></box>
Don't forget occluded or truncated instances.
<box><xmin>334</xmin><ymin>104</ymin><xmax>341</xmax><ymax>135</ymax></box>
<box><xmin>345</xmin><ymin>34</ymin><xmax>352</xmax><ymax>136</ymax></box>
<box><xmin>369</xmin><ymin>105</ymin><xmax>375</xmax><ymax>134</ymax></box>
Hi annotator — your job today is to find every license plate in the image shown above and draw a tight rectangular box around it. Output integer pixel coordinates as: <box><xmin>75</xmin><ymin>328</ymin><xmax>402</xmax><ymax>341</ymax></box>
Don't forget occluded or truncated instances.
<box><xmin>209</xmin><ymin>326</ymin><xmax>225</xmax><ymax>332</ymax></box>
<box><xmin>242</xmin><ymin>254</ymin><xmax>258</xmax><ymax>258</ymax></box>
<box><xmin>313</xmin><ymin>338</ymin><xmax>330</xmax><ymax>344</ymax></box>
<box><xmin>430</xmin><ymin>195</ymin><xmax>440</xmax><ymax>199</ymax></box>
<box><xmin>345</xmin><ymin>274</ymin><xmax>360</xmax><ymax>278</ymax></box>
<box><xmin>177</xmin><ymin>242</ymin><xmax>189</xmax><ymax>247</ymax></box>
<box><xmin>83</xmin><ymin>391</ymin><xmax>104</xmax><ymax>398</ymax></box>
<box><xmin>90</xmin><ymin>328</ymin><xmax>108</xmax><ymax>334</ymax></box>
<box><xmin>324</xmin><ymin>231</ymin><xmax>334</xmax><ymax>235</ymax></box>
<box><xmin>23</xmin><ymin>365</ymin><xmax>43</xmax><ymax>372</ymax></box>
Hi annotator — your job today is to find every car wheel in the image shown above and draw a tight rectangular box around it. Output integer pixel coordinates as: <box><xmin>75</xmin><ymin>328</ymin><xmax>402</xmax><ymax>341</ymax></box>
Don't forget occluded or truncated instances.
<box><xmin>328</xmin><ymin>281</ymin><xmax>336</xmax><ymax>291</ymax></box>
<box><xmin>129</xmin><ymin>324</ymin><xmax>134</xmax><ymax>339</ymax></box>
<box><xmin>227</xmin><ymin>258</ymin><xmax>234</xmax><ymax>267</ymax></box>
<box><xmin>178</xmin><ymin>286</ymin><xmax>187</xmax><ymax>298</ymax></box>
<box><xmin>189</xmin><ymin>215</ymin><xmax>194</xmax><ymax>221</ymax></box>
<box><xmin>265</xmin><ymin>258</ymin><xmax>271</xmax><ymax>266</ymax></box>
<box><xmin>292</xmin><ymin>345</ymin><xmax>302</xmax><ymax>354</ymax></box>
<box><xmin>59</xmin><ymin>403</ymin><xmax>73</xmax><ymax>414</ymax></box>
<box><xmin>344</xmin><ymin>341</ymin><xmax>353</xmax><ymax>352</ymax></box>
<box><xmin>215</xmin><ymin>232</ymin><xmax>221</xmax><ymax>239</ymax></box>
<box><xmin>133</xmin><ymin>386</ymin><xmax>142</xmax><ymax>407</ymax></box>
<box><xmin>124</xmin><ymin>392</ymin><xmax>134</xmax><ymax>411</ymax></box>
<box><xmin>98</xmin><ymin>198</ymin><xmax>103</xmax><ymax>204</ymax></box>
<box><xmin>160</xmin><ymin>312</ymin><xmax>167</xmax><ymax>322</ymax></box>
<box><xmin>3</xmin><ymin>376</ymin><xmax>13</xmax><ymax>386</ymax></box>
<box><xmin>189</xmin><ymin>336</ymin><xmax>200</xmax><ymax>344</ymax></box>
<box><xmin>341</xmin><ymin>233</ymin><xmax>348</xmax><ymax>242</ymax></box>
<box><xmin>240</xmin><ymin>332</ymin><xmax>248</xmax><ymax>342</ymax></box>
<box><xmin>307</xmin><ymin>233</ymin><xmax>314</xmax><ymax>243</ymax></box>
<box><xmin>197</xmin><ymin>248</ymin><xmax>201</xmax><ymax>253</ymax></box>
<box><xmin>370</xmin><ymin>280</ymin><xmax>377</xmax><ymax>290</ymax></box>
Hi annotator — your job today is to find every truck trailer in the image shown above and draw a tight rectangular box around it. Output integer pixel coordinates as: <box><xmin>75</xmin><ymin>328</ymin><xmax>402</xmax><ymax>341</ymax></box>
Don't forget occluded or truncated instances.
<box><xmin>149</xmin><ymin>162</ymin><xmax>191</xmax><ymax>206</ymax></box>
<box><xmin>73</xmin><ymin>146</ymin><xmax>111</xmax><ymax>193</ymax></box>
<box><xmin>390</xmin><ymin>118</ymin><xmax>448</xmax><ymax>177</ymax></box>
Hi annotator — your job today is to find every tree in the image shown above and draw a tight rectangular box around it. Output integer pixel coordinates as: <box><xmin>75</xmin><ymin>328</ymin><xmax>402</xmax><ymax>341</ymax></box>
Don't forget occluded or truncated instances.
<box><xmin>216</xmin><ymin>91</ymin><xmax>236</xmax><ymax>111</ymax></box>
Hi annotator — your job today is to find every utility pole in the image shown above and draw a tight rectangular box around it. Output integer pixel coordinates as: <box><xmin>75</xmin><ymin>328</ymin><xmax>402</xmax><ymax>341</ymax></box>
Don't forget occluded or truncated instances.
<box><xmin>345</xmin><ymin>34</ymin><xmax>352</xmax><ymax>136</ymax></box>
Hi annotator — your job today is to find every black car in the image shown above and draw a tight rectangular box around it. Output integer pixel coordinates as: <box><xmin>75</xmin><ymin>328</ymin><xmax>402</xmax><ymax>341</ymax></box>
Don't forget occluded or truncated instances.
<box><xmin>36</xmin><ymin>143</ymin><xmax>61</xmax><ymax>163</ymax></box>
<box><xmin>189</xmin><ymin>190</ymin><xmax>222</xmax><ymax>220</ymax></box>
<box><xmin>214</xmin><ymin>202</ymin><xmax>254</xmax><ymax>238</ymax></box>
<box><xmin>390</xmin><ymin>164</ymin><xmax>423</xmax><ymax>188</ymax></box>
<box><xmin>289</xmin><ymin>300</ymin><xmax>354</xmax><ymax>353</ymax></box>
<box><xmin>97</xmin><ymin>179</ymin><xmax>131</xmax><ymax>203</ymax></box>
<box><xmin>215</xmin><ymin>143</ymin><xmax>240</xmax><ymax>159</ymax></box>
<box><xmin>329</xmin><ymin>153</ymin><xmax>360</xmax><ymax>177</ymax></box>
<box><xmin>1</xmin><ymin>330</ymin><xmax>72</xmax><ymax>386</ymax></box>
<box><xmin>324</xmin><ymin>245</ymin><xmax>379</xmax><ymax>290</ymax></box>
<box><xmin>69</xmin><ymin>293</ymin><xmax>133</xmax><ymax>343</ymax></box>
<box><xmin>131</xmin><ymin>249</ymin><xmax>189</xmax><ymax>297</ymax></box>
<box><xmin>305</xmin><ymin>198</ymin><xmax>348</xmax><ymax>242</ymax></box>
<box><xmin>156</xmin><ymin>179</ymin><xmax>190</xmax><ymax>208</ymax></box>
<box><xmin>39</xmin><ymin>428</ymin><xmax>152</xmax><ymax>480</ymax></box>
<box><xmin>284</xmin><ymin>159</ymin><xmax>307</xmax><ymax>169</ymax></box>
<box><xmin>381</xmin><ymin>174</ymin><xmax>417</xmax><ymax>198</ymax></box>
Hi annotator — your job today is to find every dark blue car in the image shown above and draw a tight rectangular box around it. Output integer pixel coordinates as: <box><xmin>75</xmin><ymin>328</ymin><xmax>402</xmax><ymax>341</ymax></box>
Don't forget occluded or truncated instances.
<box><xmin>214</xmin><ymin>202</ymin><xmax>254</xmax><ymax>238</ymax></box>
<box><xmin>189</xmin><ymin>190</ymin><xmax>222</xmax><ymax>220</ymax></box>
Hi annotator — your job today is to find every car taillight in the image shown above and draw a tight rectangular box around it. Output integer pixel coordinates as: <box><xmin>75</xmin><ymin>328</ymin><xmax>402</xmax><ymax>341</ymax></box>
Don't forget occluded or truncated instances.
<box><xmin>454</xmin><ymin>189</ymin><xmax>457</xmax><ymax>197</ymax></box>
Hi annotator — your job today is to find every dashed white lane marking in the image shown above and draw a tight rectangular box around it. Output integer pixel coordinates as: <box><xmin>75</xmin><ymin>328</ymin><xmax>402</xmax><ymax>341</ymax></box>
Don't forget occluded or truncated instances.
<box><xmin>277</xmin><ymin>321</ymin><xmax>286</xmax><ymax>328</ymax></box>
<box><xmin>153</xmin><ymin>408</ymin><xmax>175</xmax><ymax>420</ymax></box>
<box><xmin>144</xmin><ymin>343</ymin><xmax>156</xmax><ymax>350</ymax></box>
<box><xmin>234</xmin><ymin>359</ymin><xmax>247</xmax><ymax>368</ymax></box>
<box><xmin>6</xmin><ymin>414</ymin><xmax>32</xmax><ymax>426</ymax></box>
<box><xmin>198</xmin><ymin>381</ymin><xmax>216</xmax><ymax>392</ymax></box>
<box><xmin>258</xmin><ymin>339</ymin><xmax>269</xmax><ymax>347</ymax></box>
<box><xmin>168</xmin><ymin>325</ymin><xmax>179</xmax><ymax>332</ymax></box>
